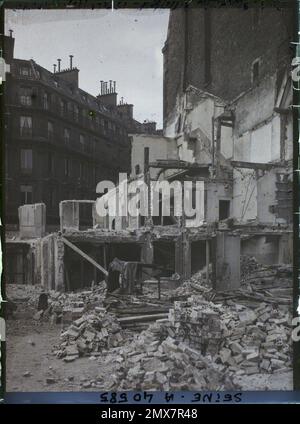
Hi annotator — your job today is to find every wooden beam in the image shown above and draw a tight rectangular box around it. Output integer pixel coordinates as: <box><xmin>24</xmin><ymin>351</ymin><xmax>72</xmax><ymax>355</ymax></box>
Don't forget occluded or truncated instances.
<box><xmin>61</xmin><ymin>236</ymin><xmax>108</xmax><ymax>277</ymax></box>
<box><xmin>118</xmin><ymin>313</ymin><xmax>168</xmax><ymax>324</ymax></box>
<box><xmin>231</xmin><ymin>160</ymin><xmax>278</xmax><ymax>170</ymax></box>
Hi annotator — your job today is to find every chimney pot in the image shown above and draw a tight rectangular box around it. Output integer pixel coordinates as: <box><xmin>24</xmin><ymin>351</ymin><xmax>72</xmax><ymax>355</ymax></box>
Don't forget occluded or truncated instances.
<box><xmin>53</xmin><ymin>64</ymin><xmax>57</xmax><ymax>73</ymax></box>
<box><xmin>69</xmin><ymin>55</ymin><xmax>74</xmax><ymax>70</ymax></box>
<box><xmin>57</xmin><ymin>58</ymin><xmax>61</xmax><ymax>72</ymax></box>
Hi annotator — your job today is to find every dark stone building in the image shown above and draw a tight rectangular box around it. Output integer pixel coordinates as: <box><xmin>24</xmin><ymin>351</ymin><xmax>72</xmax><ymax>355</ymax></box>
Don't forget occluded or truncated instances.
<box><xmin>162</xmin><ymin>7</ymin><xmax>294</xmax><ymax>128</ymax></box>
<box><xmin>3</xmin><ymin>34</ymin><xmax>156</xmax><ymax>225</ymax></box>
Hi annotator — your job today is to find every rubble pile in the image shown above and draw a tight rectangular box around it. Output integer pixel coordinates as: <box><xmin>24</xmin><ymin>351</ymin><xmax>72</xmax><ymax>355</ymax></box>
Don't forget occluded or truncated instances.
<box><xmin>240</xmin><ymin>255</ymin><xmax>261</xmax><ymax>280</ymax></box>
<box><xmin>108</xmin><ymin>293</ymin><xmax>292</xmax><ymax>389</ymax></box>
<box><xmin>169</xmin><ymin>299</ymin><xmax>222</xmax><ymax>355</ymax></box>
<box><xmin>106</xmin><ymin>322</ymin><xmax>235</xmax><ymax>391</ymax></box>
<box><xmin>44</xmin><ymin>281</ymin><xmax>107</xmax><ymax>323</ymax></box>
<box><xmin>167</xmin><ymin>296</ymin><xmax>292</xmax><ymax>377</ymax></box>
<box><xmin>53</xmin><ymin>307</ymin><xmax>124</xmax><ymax>362</ymax></box>
<box><xmin>168</xmin><ymin>271</ymin><xmax>211</xmax><ymax>300</ymax></box>
<box><xmin>6</xmin><ymin>283</ymin><xmax>43</xmax><ymax>302</ymax></box>
<box><xmin>7</xmin><ymin>281</ymin><xmax>107</xmax><ymax>323</ymax></box>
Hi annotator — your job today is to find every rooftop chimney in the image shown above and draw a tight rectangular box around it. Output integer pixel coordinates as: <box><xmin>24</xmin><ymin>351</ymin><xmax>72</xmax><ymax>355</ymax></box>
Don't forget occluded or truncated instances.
<box><xmin>9</xmin><ymin>29</ymin><xmax>13</xmax><ymax>37</ymax></box>
<box><xmin>53</xmin><ymin>64</ymin><xmax>57</xmax><ymax>73</ymax></box>
<box><xmin>97</xmin><ymin>80</ymin><xmax>118</xmax><ymax>106</ymax></box>
<box><xmin>54</xmin><ymin>57</ymin><xmax>79</xmax><ymax>88</ymax></box>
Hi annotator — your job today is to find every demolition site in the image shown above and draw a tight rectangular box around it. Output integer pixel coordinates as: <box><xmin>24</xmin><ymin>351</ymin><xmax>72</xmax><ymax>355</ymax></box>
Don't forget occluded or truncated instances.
<box><xmin>4</xmin><ymin>7</ymin><xmax>295</xmax><ymax>391</ymax></box>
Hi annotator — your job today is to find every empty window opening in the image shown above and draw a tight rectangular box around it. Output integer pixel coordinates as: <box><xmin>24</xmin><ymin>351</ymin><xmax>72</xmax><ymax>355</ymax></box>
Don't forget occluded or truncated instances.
<box><xmin>191</xmin><ymin>240</ymin><xmax>208</xmax><ymax>274</ymax></box>
<box><xmin>219</xmin><ymin>200</ymin><xmax>230</xmax><ymax>221</ymax></box>
<box><xmin>153</xmin><ymin>241</ymin><xmax>175</xmax><ymax>276</ymax></box>
<box><xmin>20</xmin><ymin>185</ymin><xmax>32</xmax><ymax>205</ymax></box>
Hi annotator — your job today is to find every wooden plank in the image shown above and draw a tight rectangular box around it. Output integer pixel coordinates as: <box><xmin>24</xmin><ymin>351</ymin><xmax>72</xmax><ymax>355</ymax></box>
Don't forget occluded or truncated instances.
<box><xmin>118</xmin><ymin>313</ymin><xmax>168</xmax><ymax>324</ymax></box>
<box><xmin>61</xmin><ymin>236</ymin><xmax>108</xmax><ymax>277</ymax></box>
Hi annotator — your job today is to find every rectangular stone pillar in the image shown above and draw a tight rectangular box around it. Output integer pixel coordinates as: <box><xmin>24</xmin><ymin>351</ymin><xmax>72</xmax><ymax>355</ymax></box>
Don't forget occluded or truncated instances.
<box><xmin>215</xmin><ymin>232</ymin><xmax>240</xmax><ymax>291</ymax></box>
<box><xmin>54</xmin><ymin>237</ymin><xmax>65</xmax><ymax>292</ymax></box>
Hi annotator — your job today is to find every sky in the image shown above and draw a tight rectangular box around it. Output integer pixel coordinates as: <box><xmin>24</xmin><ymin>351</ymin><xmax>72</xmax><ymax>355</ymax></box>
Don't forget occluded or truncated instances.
<box><xmin>5</xmin><ymin>9</ymin><xmax>169</xmax><ymax>128</ymax></box>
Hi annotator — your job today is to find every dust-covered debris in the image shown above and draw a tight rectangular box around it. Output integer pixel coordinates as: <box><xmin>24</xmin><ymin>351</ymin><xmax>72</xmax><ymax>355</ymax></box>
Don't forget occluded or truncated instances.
<box><xmin>53</xmin><ymin>308</ymin><xmax>125</xmax><ymax>362</ymax></box>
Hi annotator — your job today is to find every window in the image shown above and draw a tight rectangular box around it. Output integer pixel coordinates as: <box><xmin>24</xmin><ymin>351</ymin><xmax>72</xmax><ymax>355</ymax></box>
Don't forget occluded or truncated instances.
<box><xmin>135</xmin><ymin>164</ymin><xmax>140</xmax><ymax>175</ymax></box>
<box><xmin>48</xmin><ymin>152</ymin><xmax>53</xmax><ymax>174</ymax></box>
<box><xmin>20</xmin><ymin>67</ymin><xmax>31</xmax><ymax>77</ymax></box>
<box><xmin>49</xmin><ymin>187</ymin><xmax>57</xmax><ymax>209</ymax></box>
<box><xmin>64</xmin><ymin>128</ymin><xmax>70</xmax><ymax>145</ymax></box>
<box><xmin>43</xmin><ymin>92</ymin><xmax>49</xmax><ymax>109</ymax></box>
<box><xmin>64</xmin><ymin>158</ymin><xmax>70</xmax><ymax>177</ymax></box>
<box><xmin>252</xmin><ymin>59</ymin><xmax>260</xmax><ymax>85</ymax></box>
<box><xmin>80</xmin><ymin>134</ymin><xmax>85</xmax><ymax>149</ymax></box>
<box><xmin>20</xmin><ymin>185</ymin><xmax>33</xmax><ymax>204</ymax></box>
<box><xmin>60</xmin><ymin>99</ymin><xmax>66</xmax><ymax>116</ymax></box>
<box><xmin>79</xmin><ymin>162</ymin><xmax>83</xmax><ymax>179</ymax></box>
<box><xmin>19</xmin><ymin>87</ymin><xmax>32</xmax><ymax>106</ymax></box>
<box><xmin>74</xmin><ymin>105</ymin><xmax>79</xmax><ymax>121</ymax></box>
<box><xmin>219</xmin><ymin>200</ymin><xmax>230</xmax><ymax>221</ymax></box>
<box><xmin>20</xmin><ymin>116</ymin><xmax>32</xmax><ymax>136</ymax></box>
<box><xmin>20</xmin><ymin>149</ymin><xmax>33</xmax><ymax>174</ymax></box>
<box><xmin>188</xmin><ymin>137</ymin><xmax>197</xmax><ymax>154</ymax></box>
<box><xmin>48</xmin><ymin>121</ymin><xmax>54</xmax><ymax>139</ymax></box>
<box><xmin>67</xmin><ymin>102</ymin><xmax>73</xmax><ymax>116</ymax></box>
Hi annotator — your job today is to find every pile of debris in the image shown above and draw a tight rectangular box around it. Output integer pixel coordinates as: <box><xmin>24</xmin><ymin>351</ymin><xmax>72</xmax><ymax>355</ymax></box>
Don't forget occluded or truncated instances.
<box><xmin>167</xmin><ymin>270</ymin><xmax>211</xmax><ymax>300</ymax></box>
<box><xmin>240</xmin><ymin>255</ymin><xmax>261</xmax><ymax>280</ymax></box>
<box><xmin>44</xmin><ymin>282</ymin><xmax>107</xmax><ymax>323</ymax></box>
<box><xmin>6</xmin><ymin>283</ymin><xmax>43</xmax><ymax>303</ymax></box>
<box><xmin>102</xmin><ymin>288</ymin><xmax>292</xmax><ymax>390</ymax></box>
<box><xmin>53</xmin><ymin>307</ymin><xmax>124</xmax><ymax>362</ymax></box>
<box><xmin>168</xmin><ymin>296</ymin><xmax>292</xmax><ymax>377</ymax></box>
<box><xmin>103</xmin><ymin>322</ymin><xmax>235</xmax><ymax>391</ymax></box>
<box><xmin>13</xmin><ymin>281</ymin><xmax>108</xmax><ymax>323</ymax></box>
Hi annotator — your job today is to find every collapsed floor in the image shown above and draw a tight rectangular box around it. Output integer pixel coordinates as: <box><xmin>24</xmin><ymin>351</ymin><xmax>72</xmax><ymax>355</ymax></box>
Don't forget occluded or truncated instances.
<box><xmin>6</xmin><ymin>255</ymin><xmax>293</xmax><ymax>391</ymax></box>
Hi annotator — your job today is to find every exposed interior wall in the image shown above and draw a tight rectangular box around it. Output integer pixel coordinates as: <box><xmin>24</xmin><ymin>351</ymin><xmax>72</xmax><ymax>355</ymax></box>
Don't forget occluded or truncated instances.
<box><xmin>206</xmin><ymin>181</ymin><xmax>233</xmax><ymax>223</ymax></box>
<box><xmin>233</xmin><ymin>115</ymin><xmax>281</xmax><ymax>163</ymax></box>
<box><xmin>130</xmin><ymin>134</ymin><xmax>177</xmax><ymax>179</ymax></box>
<box><xmin>256</xmin><ymin>170</ymin><xmax>277</xmax><ymax>224</ymax></box>
<box><xmin>232</xmin><ymin>168</ymin><xmax>257</xmax><ymax>223</ymax></box>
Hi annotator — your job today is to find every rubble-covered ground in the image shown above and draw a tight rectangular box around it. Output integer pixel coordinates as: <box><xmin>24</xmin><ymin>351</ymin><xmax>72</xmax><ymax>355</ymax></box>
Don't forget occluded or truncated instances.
<box><xmin>5</xmin><ymin>256</ymin><xmax>293</xmax><ymax>391</ymax></box>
